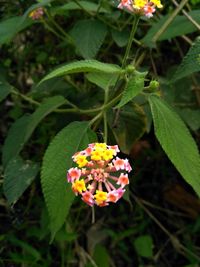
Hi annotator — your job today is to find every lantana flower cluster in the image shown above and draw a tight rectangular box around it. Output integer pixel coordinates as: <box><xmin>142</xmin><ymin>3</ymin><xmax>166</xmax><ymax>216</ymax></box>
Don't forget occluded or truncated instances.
<box><xmin>29</xmin><ymin>7</ymin><xmax>44</xmax><ymax>20</ymax></box>
<box><xmin>67</xmin><ymin>143</ymin><xmax>132</xmax><ymax>207</ymax></box>
<box><xmin>118</xmin><ymin>0</ymin><xmax>163</xmax><ymax>18</ymax></box>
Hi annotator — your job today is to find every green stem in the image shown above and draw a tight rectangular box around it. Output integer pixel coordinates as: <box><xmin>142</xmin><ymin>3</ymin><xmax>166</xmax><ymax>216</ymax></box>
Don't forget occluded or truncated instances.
<box><xmin>45</xmin><ymin>10</ymin><xmax>73</xmax><ymax>43</ymax></box>
<box><xmin>89</xmin><ymin>112</ymin><xmax>103</xmax><ymax>127</ymax></box>
<box><xmin>91</xmin><ymin>206</ymin><xmax>95</xmax><ymax>224</ymax></box>
<box><xmin>41</xmin><ymin>18</ymin><xmax>66</xmax><ymax>41</ymax></box>
<box><xmin>11</xmin><ymin>89</ymin><xmax>40</xmax><ymax>106</ymax></box>
<box><xmin>122</xmin><ymin>15</ymin><xmax>140</xmax><ymax>68</ymax></box>
<box><xmin>73</xmin><ymin>0</ymin><xmax>119</xmax><ymax>30</ymax></box>
<box><xmin>103</xmin><ymin>112</ymin><xmax>108</xmax><ymax>143</ymax></box>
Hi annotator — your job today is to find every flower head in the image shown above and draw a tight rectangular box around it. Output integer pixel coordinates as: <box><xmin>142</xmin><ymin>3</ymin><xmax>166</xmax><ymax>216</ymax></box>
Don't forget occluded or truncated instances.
<box><xmin>29</xmin><ymin>7</ymin><xmax>44</xmax><ymax>20</ymax></box>
<box><xmin>117</xmin><ymin>0</ymin><xmax>162</xmax><ymax>18</ymax></box>
<box><xmin>66</xmin><ymin>143</ymin><xmax>132</xmax><ymax>207</ymax></box>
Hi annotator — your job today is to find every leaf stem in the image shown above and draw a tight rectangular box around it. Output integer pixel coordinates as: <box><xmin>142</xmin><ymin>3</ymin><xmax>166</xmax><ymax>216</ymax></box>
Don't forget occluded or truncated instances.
<box><xmin>45</xmin><ymin>10</ymin><xmax>73</xmax><ymax>43</ymax></box>
<box><xmin>122</xmin><ymin>15</ymin><xmax>140</xmax><ymax>68</ymax></box>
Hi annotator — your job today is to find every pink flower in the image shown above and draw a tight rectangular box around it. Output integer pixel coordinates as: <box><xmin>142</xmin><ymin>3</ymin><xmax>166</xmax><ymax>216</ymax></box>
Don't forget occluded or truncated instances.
<box><xmin>116</xmin><ymin>188</ymin><xmax>126</xmax><ymax>199</ymax></box>
<box><xmin>117</xmin><ymin>0</ymin><xmax>162</xmax><ymax>18</ymax></box>
<box><xmin>118</xmin><ymin>0</ymin><xmax>133</xmax><ymax>11</ymax></box>
<box><xmin>67</xmin><ymin>167</ymin><xmax>81</xmax><ymax>182</ymax></box>
<box><xmin>29</xmin><ymin>7</ymin><xmax>44</xmax><ymax>20</ymax></box>
<box><xmin>144</xmin><ymin>3</ymin><xmax>156</xmax><ymax>17</ymax></box>
<box><xmin>107</xmin><ymin>190</ymin><xmax>119</xmax><ymax>203</ymax></box>
<box><xmin>117</xmin><ymin>173</ymin><xmax>129</xmax><ymax>188</ymax></box>
<box><xmin>82</xmin><ymin>191</ymin><xmax>94</xmax><ymax>206</ymax></box>
<box><xmin>67</xmin><ymin>143</ymin><xmax>132</xmax><ymax>207</ymax></box>
<box><xmin>112</xmin><ymin>157</ymin><xmax>126</xmax><ymax>171</ymax></box>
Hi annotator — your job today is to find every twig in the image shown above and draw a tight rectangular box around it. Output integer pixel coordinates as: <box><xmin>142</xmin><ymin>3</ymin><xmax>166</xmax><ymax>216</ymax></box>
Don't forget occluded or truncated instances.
<box><xmin>172</xmin><ymin>0</ymin><xmax>200</xmax><ymax>31</ymax></box>
<box><xmin>152</xmin><ymin>0</ymin><xmax>189</xmax><ymax>43</ymax></box>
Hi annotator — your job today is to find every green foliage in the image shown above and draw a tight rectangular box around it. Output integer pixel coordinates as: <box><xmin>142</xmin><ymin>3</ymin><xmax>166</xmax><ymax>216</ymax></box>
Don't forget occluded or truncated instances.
<box><xmin>70</xmin><ymin>19</ymin><xmax>107</xmax><ymax>59</ymax></box>
<box><xmin>52</xmin><ymin>1</ymin><xmax>109</xmax><ymax>14</ymax></box>
<box><xmin>2</xmin><ymin>96</ymin><xmax>66</xmax><ymax>167</ymax></box>
<box><xmin>2</xmin><ymin>115</ymin><xmax>31</xmax><ymax>167</ymax></box>
<box><xmin>148</xmin><ymin>95</ymin><xmax>200</xmax><ymax>196</ymax></box>
<box><xmin>92</xmin><ymin>245</ymin><xmax>110</xmax><ymax>267</ymax></box>
<box><xmin>111</xmin><ymin>28</ymin><xmax>129</xmax><ymax>47</ymax></box>
<box><xmin>171</xmin><ymin>37</ymin><xmax>200</xmax><ymax>82</ymax></box>
<box><xmin>41</xmin><ymin>121</ymin><xmax>97</xmax><ymax>240</ymax></box>
<box><xmin>108</xmin><ymin>103</ymin><xmax>147</xmax><ymax>154</ymax></box>
<box><xmin>40</xmin><ymin>60</ymin><xmax>122</xmax><ymax>83</ymax></box>
<box><xmin>116</xmin><ymin>71</ymin><xmax>147</xmax><ymax>108</ymax></box>
<box><xmin>3</xmin><ymin>157</ymin><xmax>39</xmax><ymax>204</ymax></box>
<box><xmin>0</xmin><ymin>78</ymin><xmax>12</xmax><ymax>102</ymax></box>
<box><xmin>142</xmin><ymin>10</ymin><xmax>200</xmax><ymax>46</ymax></box>
<box><xmin>133</xmin><ymin>235</ymin><xmax>154</xmax><ymax>258</ymax></box>
<box><xmin>86</xmin><ymin>72</ymin><xmax>119</xmax><ymax>90</ymax></box>
<box><xmin>176</xmin><ymin>108</ymin><xmax>200</xmax><ymax>131</ymax></box>
<box><xmin>0</xmin><ymin>16</ymin><xmax>32</xmax><ymax>45</ymax></box>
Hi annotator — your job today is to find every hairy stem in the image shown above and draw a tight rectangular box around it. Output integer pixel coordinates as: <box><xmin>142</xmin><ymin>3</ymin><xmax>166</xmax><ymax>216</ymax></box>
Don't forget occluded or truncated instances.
<box><xmin>122</xmin><ymin>15</ymin><xmax>140</xmax><ymax>68</ymax></box>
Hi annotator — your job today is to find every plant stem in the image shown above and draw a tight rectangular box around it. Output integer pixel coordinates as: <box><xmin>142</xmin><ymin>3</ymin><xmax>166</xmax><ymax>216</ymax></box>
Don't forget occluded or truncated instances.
<box><xmin>11</xmin><ymin>89</ymin><xmax>40</xmax><ymax>106</ymax></box>
<box><xmin>45</xmin><ymin>10</ymin><xmax>73</xmax><ymax>43</ymax></box>
<box><xmin>103</xmin><ymin>112</ymin><xmax>108</xmax><ymax>143</ymax></box>
<box><xmin>41</xmin><ymin>18</ymin><xmax>66</xmax><ymax>41</ymax></box>
<box><xmin>122</xmin><ymin>15</ymin><xmax>140</xmax><ymax>68</ymax></box>
<box><xmin>91</xmin><ymin>206</ymin><xmax>95</xmax><ymax>224</ymax></box>
<box><xmin>152</xmin><ymin>0</ymin><xmax>189</xmax><ymax>43</ymax></box>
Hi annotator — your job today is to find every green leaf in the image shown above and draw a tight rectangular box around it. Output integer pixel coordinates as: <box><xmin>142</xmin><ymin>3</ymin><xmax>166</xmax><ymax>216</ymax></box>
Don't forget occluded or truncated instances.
<box><xmin>52</xmin><ymin>1</ymin><xmax>109</xmax><ymax>15</ymax></box>
<box><xmin>0</xmin><ymin>16</ymin><xmax>32</xmax><ymax>45</ymax></box>
<box><xmin>133</xmin><ymin>235</ymin><xmax>153</xmax><ymax>258</ymax></box>
<box><xmin>3</xmin><ymin>157</ymin><xmax>39</xmax><ymax>204</ymax></box>
<box><xmin>108</xmin><ymin>103</ymin><xmax>147</xmax><ymax>154</ymax></box>
<box><xmin>8</xmin><ymin>236</ymin><xmax>41</xmax><ymax>261</ymax></box>
<box><xmin>176</xmin><ymin>108</ymin><xmax>200</xmax><ymax>131</ymax></box>
<box><xmin>116</xmin><ymin>71</ymin><xmax>147</xmax><ymax>108</ymax></box>
<box><xmin>41</xmin><ymin>121</ymin><xmax>97</xmax><ymax>240</ymax></box>
<box><xmin>70</xmin><ymin>19</ymin><xmax>107</xmax><ymax>59</ymax></box>
<box><xmin>93</xmin><ymin>245</ymin><xmax>109</xmax><ymax>267</ymax></box>
<box><xmin>111</xmin><ymin>29</ymin><xmax>129</xmax><ymax>47</ymax></box>
<box><xmin>86</xmin><ymin>72</ymin><xmax>119</xmax><ymax>90</ymax></box>
<box><xmin>148</xmin><ymin>95</ymin><xmax>200</xmax><ymax>196</ymax></box>
<box><xmin>40</xmin><ymin>60</ymin><xmax>122</xmax><ymax>84</ymax></box>
<box><xmin>2</xmin><ymin>96</ymin><xmax>65</xmax><ymax>167</ymax></box>
<box><xmin>171</xmin><ymin>37</ymin><xmax>200</xmax><ymax>82</ymax></box>
<box><xmin>0</xmin><ymin>79</ymin><xmax>12</xmax><ymax>102</ymax></box>
<box><xmin>142</xmin><ymin>10</ymin><xmax>200</xmax><ymax>47</ymax></box>
<box><xmin>2</xmin><ymin>115</ymin><xmax>31</xmax><ymax>167</ymax></box>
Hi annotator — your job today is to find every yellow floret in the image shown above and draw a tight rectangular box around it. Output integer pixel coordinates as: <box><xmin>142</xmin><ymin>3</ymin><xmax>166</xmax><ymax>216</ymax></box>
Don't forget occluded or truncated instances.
<box><xmin>91</xmin><ymin>150</ymin><xmax>103</xmax><ymax>161</ymax></box>
<box><xmin>94</xmin><ymin>143</ymin><xmax>107</xmax><ymax>150</ymax></box>
<box><xmin>94</xmin><ymin>190</ymin><xmax>107</xmax><ymax>204</ymax></box>
<box><xmin>72</xmin><ymin>179</ymin><xmax>86</xmax><ymax>193</ymax></box>
<box><xmin>151</xmin><ymin>0</ymin><xmax>163</xmax><ymax>8</ymax></box>
<box><xmin>102</xmin><ymin>149</ymin><xmax>114</xmax><ymax>161</ymax></box>
<box><xmin>76</xmin><ymin>155</ymin><xmax>88</xmax><ymax>167</ymax></box>
<box><xmin>133</xmin><ymin>0</ymin><xmax>147</xmax><ymax>9</ymax></box>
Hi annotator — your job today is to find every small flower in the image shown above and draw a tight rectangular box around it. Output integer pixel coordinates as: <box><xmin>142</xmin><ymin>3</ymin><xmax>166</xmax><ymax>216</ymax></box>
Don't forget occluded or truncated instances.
<box><xmin>112</xmin><ymin>157</ymin><xmax>127</xmax><ymax>170</ymax></box>
<box><xmin>102</xmin><ymin>149</ymin><xmax>114</xmax><ymax>161</ymax></box>
<box><xmin>117</xmin><ymin>0</ymin><xmax>162</xmax><ymax>18</ymax></box>
<box><xmin>67</xmin><ymin>143</ymin><xmax>132</xmax><ymax>207</ymax></box>
<box><xmin>94</xmin><ymin>190</ymin><xmax>108</xmax><ymax>205</ymax></box>
<box><xmin>117</xmin><ymin>173</ymin><xmax>129</xmax><ymax>187</ymax></box>
<box><xmin>67</xmin><ymin>167</ymin><xmax>81</xmax><ymax>182</ymax></box>
<box><xmin>82</xmin><ymin>191</ymin><xmax>94</xmax><ymax>206</ymax></box>
<box><xmin>144</xmin><ymin>4</ymin><xmax>156</xmax><ymax>18</ymax></box>
<box><xmin>118</xmin><ymin>0</ymin><xmax>133</xmax><ymax>10</ymax></box>
<box><xmin>29</xmin><ymin>7</ymin><xmax>44</xmax><ymax>20</ymax></box>
<box><xmin>74</xmin><ymin>155</ymin><xmax>88</xmax><ymax>168</ymax></box>
<box><xmin>72</xmin><ymin>179</ymin><xmax>86</xmax><ymax>194</ymax></box>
